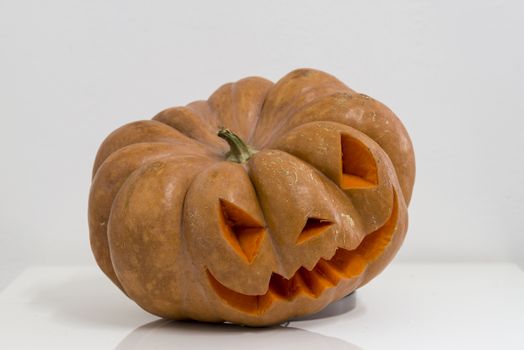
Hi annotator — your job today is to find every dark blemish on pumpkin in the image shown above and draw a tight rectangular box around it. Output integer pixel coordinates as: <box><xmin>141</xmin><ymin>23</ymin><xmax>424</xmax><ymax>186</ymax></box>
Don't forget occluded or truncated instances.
<box><xmin>149</xmin><ymin>162</ymin><xmax>164</xmax><ymax>172</ymax></box>
<box><xmin>293</xmin><ymin>69</ymin><xmax>312</xmax><ymax>78</ymax></box>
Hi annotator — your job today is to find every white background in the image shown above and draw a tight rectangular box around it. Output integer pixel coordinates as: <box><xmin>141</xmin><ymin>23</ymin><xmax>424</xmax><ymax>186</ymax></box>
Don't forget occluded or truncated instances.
<box><xmin>1</xmin><ymin>0</ymin><xmax>523</xmax><ymax>288</ymax></box>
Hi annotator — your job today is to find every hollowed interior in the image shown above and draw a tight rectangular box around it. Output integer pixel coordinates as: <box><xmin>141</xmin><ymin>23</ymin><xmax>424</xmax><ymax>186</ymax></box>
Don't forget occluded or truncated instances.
<box><xmin>296</xmin><ymin>217</ymin><xmax>334</xmax><ymax>244</ymax></box>
<box><xmin>340</xmin><ymin>133</ymin><xmax>378</xmax><ymax>189</ymax></box>
<box><xmin>219</xmin><ymin>199</ymin><xmax>265</xmax><ymax>263</ymax></box>
<box><xmin>208</xmin><ymin>190</ymin><xmax>399</xmax><ymax>314</ymax></box>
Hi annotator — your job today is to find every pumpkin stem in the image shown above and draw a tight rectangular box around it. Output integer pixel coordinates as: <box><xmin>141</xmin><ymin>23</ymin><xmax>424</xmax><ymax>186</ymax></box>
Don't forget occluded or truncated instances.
<box><xmin>217</xmin><ymin>128</ymin><xmax>257</xmax><ymax>163</ymax></box>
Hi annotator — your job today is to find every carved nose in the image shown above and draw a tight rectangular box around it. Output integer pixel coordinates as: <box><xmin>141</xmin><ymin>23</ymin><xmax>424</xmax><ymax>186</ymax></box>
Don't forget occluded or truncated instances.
<box><xmin>296</xmin><ymin>217</ymin><xmax>334</xmax><ymax>244</ymax></box>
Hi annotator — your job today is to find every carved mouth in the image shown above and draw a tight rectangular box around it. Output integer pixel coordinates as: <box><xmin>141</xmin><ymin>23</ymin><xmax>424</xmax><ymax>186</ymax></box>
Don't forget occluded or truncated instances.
<box><xmin>207</xmin><ymin>190</ymin><xmax>399</xmax><ymax>314</ymax></box>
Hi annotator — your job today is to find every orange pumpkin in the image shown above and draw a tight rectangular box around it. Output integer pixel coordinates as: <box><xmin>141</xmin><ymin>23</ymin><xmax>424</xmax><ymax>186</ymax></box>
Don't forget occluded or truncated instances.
<box><xmin>88</xmin><ymin>68</ymin><xmax>415</xmax><ymax>326</ymax></box>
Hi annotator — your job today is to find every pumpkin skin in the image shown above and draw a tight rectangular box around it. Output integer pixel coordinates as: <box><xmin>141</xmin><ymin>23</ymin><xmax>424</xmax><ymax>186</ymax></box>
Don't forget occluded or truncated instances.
<box><xmin>88</xmin><ymin>68</ymin><xmax>415</xmax><ymax>326</ymax></box>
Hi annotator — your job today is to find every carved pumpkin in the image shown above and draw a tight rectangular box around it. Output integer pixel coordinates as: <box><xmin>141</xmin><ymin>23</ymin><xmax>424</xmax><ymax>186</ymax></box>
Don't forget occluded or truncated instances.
<box><xmin>88</xmin><ymin>68</ymin><xmax>415</xmax><ymax>326</ymax></box>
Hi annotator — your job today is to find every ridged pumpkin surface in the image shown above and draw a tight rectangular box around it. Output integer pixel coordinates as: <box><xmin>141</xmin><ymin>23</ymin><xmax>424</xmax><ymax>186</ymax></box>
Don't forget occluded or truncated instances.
<box><xmin>88</xmin><ymin>68</ymin><xmax>415</xmax><ymax>326</ymax></box>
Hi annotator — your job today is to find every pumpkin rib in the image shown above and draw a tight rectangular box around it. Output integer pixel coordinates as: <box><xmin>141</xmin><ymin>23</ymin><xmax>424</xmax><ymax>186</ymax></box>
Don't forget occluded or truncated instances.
<box><xmin>182</xmin><ymin>161</ymin><xmax>278</xmax><ymax>296</ymax></box>
<box><xmin>176</xmin><ymin>162</ymin><xmax>221</xmax><ymax>315</ymax></box>
<box><xmin>90</xmin><ymin>142</ymin><xmax>201</xmax><ymax>290</ymax></box>
<box><xmin>254</xmin><ymin>91</ymin><xmax>352</xmax><ymax>149</ymax></box>
<box><xmin>256</xmin><ymin>92</ymin><xmax>350</xmax><ymax>147</ymax></box>
<box><xmin>358</xmin><ymin>186</ymin><xmax>408</xmax><ymax>288</ymax></box>
<box><xmin>261</xmin><ymin>69</ymin><xmax>351</xmax><ymax>115</ymax></box>
<box><xmin>207</xmin><ymin>83</ymin><xmax>239</xmax><ymax>134</ymax></box>
<box><xmin>234</xmin><ymin>77</ymin><xmax>274</xmax><ymax>143</ymax></box>
<box><xmin>92</xmin><ymin>120</ymin><xmax>214</xmax><ymax>178</ymax></box>
<box><xmin>239</xmin><ymin>171</ymin><xmax>292</xmax><ymax>278</ymax></box>
<box><xmin>251</xmin><ymin>68</ymin><xmax>354</xmax><ymax>149</ymax></box>
<box><xmin>240</xmin><ymin>167</ymin><xmax>288</xmax><ymax>278</ymax></box>
<box><xmin>175</xmin><ymin>158</ymin><xmax>229</xmax><ymax>317</ymax></box>
<box><xmin>208</xmin><ymin>77</ymin><xmax>273</xmax><ymax>142</ymax></box>
<box><xmin>152</xmin><ymin>106</ymin><xmax>228</xmax><ymax>154</ymax></box>
<box><xmin>106</xmin><ymin>155</ymin><xmax>214</xmax><ymax>316</ymax></box>
<box><xmin>95</xmin><ymin>141</ymin><xmax>218</xmax><ymax>185</ymax></box>
<box><xmin>244</xmin><ymin>78</ymin><xmax>274</xmax><ymax>143</ymax></box>
<box><xmin>186</xmin><ymin>100</ymin><xmax>222</xmax><ymax>129</ymax></box>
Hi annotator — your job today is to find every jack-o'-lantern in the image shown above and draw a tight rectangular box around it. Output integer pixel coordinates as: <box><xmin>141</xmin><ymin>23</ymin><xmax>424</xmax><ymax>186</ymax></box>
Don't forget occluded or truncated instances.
<box><xmin>88</xmin><ymin>68</ymin><xmax>415</xmax><ymax>326</ymax></box>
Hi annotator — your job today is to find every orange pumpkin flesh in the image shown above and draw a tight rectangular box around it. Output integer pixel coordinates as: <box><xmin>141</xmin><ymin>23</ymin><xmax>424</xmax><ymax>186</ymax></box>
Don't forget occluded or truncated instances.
<box><xmin>88</xmin><ymin>68</ymin><xmax>415</xmax><ymax>326</ymax></box>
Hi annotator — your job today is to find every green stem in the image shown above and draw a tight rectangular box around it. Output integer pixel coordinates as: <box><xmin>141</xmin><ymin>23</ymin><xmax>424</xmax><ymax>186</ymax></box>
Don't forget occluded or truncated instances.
<box><xmin>217</xmin><ymin>128</ymin><xmax>257</xmax><ymax>163</ymax></box>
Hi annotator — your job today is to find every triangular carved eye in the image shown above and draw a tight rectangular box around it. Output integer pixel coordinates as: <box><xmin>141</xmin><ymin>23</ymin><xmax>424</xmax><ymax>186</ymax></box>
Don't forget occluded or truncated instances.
<box><xmin>219</xmin><ymin>199</ymin><xmax>265</xmax><ymax>263</ymax></box>
<box><xmin>296</xmin><ymin>217</ymin><xmax>334</xmax><ymax>244</ymax></box>
<box><xmin>340</xmin><ymin>133</ymin><xmax>378</xmax><ymax>189</ymax></box>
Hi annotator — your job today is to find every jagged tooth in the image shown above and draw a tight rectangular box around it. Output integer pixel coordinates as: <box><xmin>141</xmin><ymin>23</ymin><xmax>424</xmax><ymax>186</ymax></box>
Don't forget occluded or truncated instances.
<box><xmin>316</xmin><ymin>259</ymin><xmax>344</xmax><ymax>284</ymax></box>
<box><xmin>268</xmin><ymin>274</ymin><xmax>294</xmax><ymax>299</ymax></box>
<box><xmin>299</xmin><ymin>268</ymin><xmax>314</xmax><ymax>292</ymax></box>
<box><xmin>328</xmin><ymin>248</ymin><xmax>351</xmax><ymax>272</ymax></box>
<box><xmin>312</xmin><ymin>264</ymin><xmax>336</xmax><ymax>287</ymax></box>
<box><xmin>307</xmin><ymin>268</ymin><xmax>330</xmax><ymax>297</ymax></box>
<box><xmin>294</xmin><ymin>268</ymin><xmax>315</xmax><ymax>297</ymax></box>
<box><xmin>268</xmin><ymin>275</ymin><xmax>283</xmax><ymax>297</ymax></box>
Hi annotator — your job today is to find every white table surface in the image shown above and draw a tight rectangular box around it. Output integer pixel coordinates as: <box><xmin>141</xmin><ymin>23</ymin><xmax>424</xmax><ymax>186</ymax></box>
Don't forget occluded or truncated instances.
<box><xmin>0</xmin><ymin>263</ymin><xmax>523</xmax><ymax>350</ymax></box>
